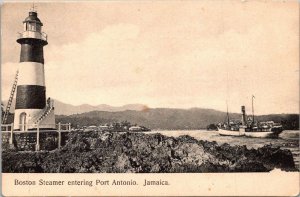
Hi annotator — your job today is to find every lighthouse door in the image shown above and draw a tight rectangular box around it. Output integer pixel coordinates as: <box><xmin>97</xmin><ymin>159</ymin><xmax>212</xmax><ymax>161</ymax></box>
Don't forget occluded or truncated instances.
<box><xmin>19</xmin><ymin>112</ymin><xmax>27</xmax><ymax>131</ymax></box>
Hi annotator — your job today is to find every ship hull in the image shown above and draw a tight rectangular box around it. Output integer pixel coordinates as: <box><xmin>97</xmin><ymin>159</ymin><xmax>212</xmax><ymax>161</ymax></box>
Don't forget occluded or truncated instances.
<box><xmin>245</xmin><ymin>131</ymin><xmax>282</xmax><ymax>138</ymax></box>
<box><xmin>218</xmin><ymin>128</ymin><xmax>245</xmax><ymax>136</ymax></box>
<box><xmin>245</xmin><ymin>126</ymin><xmax>283</xmax><ymax>138</ymax></box>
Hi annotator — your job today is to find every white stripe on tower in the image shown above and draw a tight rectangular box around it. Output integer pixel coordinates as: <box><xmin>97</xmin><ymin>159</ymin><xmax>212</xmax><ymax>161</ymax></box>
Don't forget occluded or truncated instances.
<box><xmin>18</xmin><ymin>62</ymin><xmax>45</xmax><ymax>86</ymax></box>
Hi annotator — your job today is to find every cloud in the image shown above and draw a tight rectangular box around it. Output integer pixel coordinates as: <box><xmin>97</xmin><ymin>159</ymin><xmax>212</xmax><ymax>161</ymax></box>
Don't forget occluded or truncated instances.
<box><xmin>2</xmin><ymin>1</ymin><xmax>298</xmax><ymax>114</ymax></box>
<box><xmin>44</xmin><ymin>23</ymin><xmax>156</xmax><ymax>105</ymax></box>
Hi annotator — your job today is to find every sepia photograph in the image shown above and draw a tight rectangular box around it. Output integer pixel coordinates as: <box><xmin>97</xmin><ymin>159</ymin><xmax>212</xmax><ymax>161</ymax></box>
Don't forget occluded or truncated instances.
<box><xmin>1</xmin><ymin>0</ymin><xmax>299</xmax><ymax>196</ymax></box>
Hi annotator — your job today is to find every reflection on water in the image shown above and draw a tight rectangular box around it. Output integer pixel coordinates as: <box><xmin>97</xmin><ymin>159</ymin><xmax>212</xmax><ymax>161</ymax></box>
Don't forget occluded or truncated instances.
<box><xmin>147</xmin><ymin>130</ymin><xmax>300</xmax><ymax>169</ymax></box>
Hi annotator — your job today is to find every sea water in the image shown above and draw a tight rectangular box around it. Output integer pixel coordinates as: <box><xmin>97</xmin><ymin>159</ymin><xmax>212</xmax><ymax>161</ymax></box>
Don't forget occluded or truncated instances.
<box><xmin>146</xmin><ymin>130</ymin><xmax>300</xmax><ymax>169</ymax></box>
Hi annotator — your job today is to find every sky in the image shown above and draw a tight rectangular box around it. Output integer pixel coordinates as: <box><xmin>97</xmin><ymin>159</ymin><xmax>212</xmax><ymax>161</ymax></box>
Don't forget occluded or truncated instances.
<box><xmin>1</xmin><ymin>1</ymin><xmax>299</xmax><ymax>114</ymax></box>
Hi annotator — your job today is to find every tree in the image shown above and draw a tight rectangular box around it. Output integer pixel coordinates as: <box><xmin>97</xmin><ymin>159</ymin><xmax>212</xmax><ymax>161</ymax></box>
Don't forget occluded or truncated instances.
<box><xmin>206</xmin><ymin>124</ymin><xmax>218</xmax><ymax>131</ymax></box>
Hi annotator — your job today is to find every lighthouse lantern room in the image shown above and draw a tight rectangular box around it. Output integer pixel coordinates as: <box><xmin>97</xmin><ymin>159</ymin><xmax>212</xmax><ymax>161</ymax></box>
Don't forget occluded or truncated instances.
<box><xmin>13</xmin><ymin>10</ymin><xmax>55</xmax><ymax>131</ymax></box>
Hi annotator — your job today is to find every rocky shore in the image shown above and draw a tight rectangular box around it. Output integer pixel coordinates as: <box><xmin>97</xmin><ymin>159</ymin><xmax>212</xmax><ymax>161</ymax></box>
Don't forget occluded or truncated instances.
<box><xmin>2</xmin><ymin>131</ymin><xmax>297</xmax><ymax>173</ymax></box>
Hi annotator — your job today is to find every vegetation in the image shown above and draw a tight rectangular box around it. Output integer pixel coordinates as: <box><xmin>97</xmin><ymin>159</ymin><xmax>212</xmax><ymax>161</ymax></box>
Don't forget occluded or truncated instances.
<box><xmin>206</xmin><ymin>124</ymin><xmax>218</xmax><ymax>131</ymax></box>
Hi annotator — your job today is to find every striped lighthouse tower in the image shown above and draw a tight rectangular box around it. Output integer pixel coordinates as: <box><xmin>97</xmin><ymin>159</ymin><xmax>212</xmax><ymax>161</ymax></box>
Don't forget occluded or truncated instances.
<box><xmin>13</xmin><ymin>9</ymin><xmax>55</xmax><ymax>131</ymax></box>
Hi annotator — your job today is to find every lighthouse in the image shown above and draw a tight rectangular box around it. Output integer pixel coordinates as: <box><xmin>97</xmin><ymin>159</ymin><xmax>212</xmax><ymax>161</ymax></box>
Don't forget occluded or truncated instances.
<box><xmin>13</xmin><ymin>10</ymin><xmax>55</xmax><ymax>131</ymax></box>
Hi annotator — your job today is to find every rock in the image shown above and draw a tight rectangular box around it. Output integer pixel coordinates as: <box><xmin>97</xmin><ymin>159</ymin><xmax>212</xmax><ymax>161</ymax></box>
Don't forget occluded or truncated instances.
<box><xmin>114</xmin><ymin>153</ymin><xmax>133</xmax><ymax>172</ymax></box>
<box><xmin>2</xmin><ymin>131</ymin><xmax>297</xmax><ymax>173</ymax></box>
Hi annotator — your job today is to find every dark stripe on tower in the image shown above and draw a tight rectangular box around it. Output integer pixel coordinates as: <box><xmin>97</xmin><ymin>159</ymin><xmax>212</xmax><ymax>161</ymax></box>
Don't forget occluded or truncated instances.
<box><xmin>15</xmin><ymin>85</ymin><xmax>46</xmax><ymax>109</ymax></box>
<box><xmin>17</xmin><ymin>38</ymin><xmax>46</xmax><ymax>64</ymax></box>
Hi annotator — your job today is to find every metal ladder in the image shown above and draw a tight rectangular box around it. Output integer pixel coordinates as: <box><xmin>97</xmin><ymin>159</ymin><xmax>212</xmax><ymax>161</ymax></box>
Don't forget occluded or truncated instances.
<box><xmin>33</xmin><ymin>98</ymin><xmax>54</xmax><ymax>125</ymax></box>
<box><xmin>2</xmin><ymin>70</ymin><xmax>19</xmax><ymax>124</ymax></box>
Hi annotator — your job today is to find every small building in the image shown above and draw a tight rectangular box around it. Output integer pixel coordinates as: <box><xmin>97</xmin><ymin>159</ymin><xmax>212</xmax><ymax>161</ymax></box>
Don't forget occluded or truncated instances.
<box><xmin>129</xmin><ymin>126</ymin><xmax>142</xmax><ymax>131</ymax></box>
<box><xmin>84</xmin><ymin>125</ymin><xmax>97</xmax><ymax>132</ymax></box>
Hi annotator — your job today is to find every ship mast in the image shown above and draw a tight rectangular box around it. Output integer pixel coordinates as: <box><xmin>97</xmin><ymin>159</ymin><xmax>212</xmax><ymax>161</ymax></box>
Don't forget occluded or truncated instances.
<box><xmin>226</xmin><ymin>100</ymin><xmax>230</xmax><ymax>125</ymax></box>
<box><xmin>226</xmin><ymin>71</ymin><xmax>230</xmax><ymax>126</ymax></box>
<box><xmin>252</xmin><ymin>95</ymin><xmax>255</xmax><ymax>125</ymax></box>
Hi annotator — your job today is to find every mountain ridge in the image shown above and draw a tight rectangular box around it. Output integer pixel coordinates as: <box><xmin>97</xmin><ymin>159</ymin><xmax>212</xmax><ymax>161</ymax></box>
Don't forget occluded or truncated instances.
<box><xmin>2</xmin><ymin>99</ymin><xmax>149</xmax><ymax>115</ymax></box>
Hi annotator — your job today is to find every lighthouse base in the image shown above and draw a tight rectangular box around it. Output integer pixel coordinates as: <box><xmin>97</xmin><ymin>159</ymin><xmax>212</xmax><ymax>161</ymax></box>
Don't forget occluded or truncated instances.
<box><xmin>13</xmin><ymin>109</ymin><xmax>56</xmax><ymax>131</ymax></box>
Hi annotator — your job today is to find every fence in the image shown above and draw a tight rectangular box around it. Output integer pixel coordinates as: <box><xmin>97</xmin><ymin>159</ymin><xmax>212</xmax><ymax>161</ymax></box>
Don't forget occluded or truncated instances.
<box><xmin>1</xmin><ymin>123</ymin><xmax>71</xmax><ymax>151</ymax></box>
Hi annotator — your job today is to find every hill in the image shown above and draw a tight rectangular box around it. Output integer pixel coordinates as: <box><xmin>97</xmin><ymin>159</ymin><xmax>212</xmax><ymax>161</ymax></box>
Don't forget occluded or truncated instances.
<box><xmin>54</xmin><ymin>100</ymin><xmax>148</xmax><ymax>115</ymax></box>
<box><xmin>56</xmin><ymin>108</ymin><xmax>299</xmax><ymax>130</ymax></box>
<box><xmin>2</xmin><ymin>99</ymin><xmax>148</xmax><ymax>115</ymax></box>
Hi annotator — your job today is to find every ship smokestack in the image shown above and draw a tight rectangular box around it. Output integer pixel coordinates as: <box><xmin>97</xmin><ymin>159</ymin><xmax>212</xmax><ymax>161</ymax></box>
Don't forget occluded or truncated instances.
<box><xmin>241</xmin><ymin>106</ymin><xmax>246</xmax><ymax>125</ymax></box>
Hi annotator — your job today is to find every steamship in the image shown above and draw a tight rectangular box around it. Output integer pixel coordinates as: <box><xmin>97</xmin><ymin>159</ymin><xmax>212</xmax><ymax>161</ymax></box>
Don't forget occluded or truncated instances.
<box><xmin>218</xmin><ymin>96</ymin><xmax>284</xmax><ymax>138</ymax></box>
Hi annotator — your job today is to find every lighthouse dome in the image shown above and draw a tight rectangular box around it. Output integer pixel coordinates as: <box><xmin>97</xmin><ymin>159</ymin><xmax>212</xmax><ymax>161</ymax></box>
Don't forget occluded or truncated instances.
<box><xmin>23</xmin><ymin>11</ymin><xmax>43</xmax><ymax>26</ymax></box>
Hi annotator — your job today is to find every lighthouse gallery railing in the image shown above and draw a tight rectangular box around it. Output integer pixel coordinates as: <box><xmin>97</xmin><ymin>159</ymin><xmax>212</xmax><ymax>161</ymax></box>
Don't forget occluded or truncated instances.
<box><xmin>17</xmin><ymin>30</ymin><xmax>47</xmax><ymax>41</ymax></box>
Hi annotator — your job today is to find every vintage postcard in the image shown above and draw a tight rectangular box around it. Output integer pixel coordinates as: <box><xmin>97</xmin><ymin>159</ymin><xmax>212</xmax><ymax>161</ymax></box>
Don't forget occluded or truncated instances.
<box><xmin>1</xmin><ymin>0</ymin><xmax>299</xmax><ymax>196</ymax></box>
